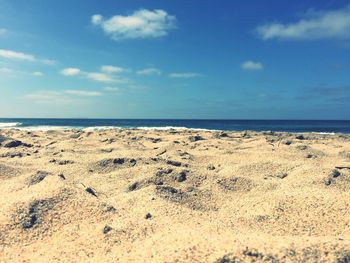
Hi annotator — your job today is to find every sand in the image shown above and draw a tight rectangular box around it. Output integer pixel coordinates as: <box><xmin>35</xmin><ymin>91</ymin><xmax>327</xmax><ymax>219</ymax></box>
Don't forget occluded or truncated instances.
<box><xmin>0</xmin><ymin>128</ymin><xmax>350</xmax><ymax>262</ymax></box>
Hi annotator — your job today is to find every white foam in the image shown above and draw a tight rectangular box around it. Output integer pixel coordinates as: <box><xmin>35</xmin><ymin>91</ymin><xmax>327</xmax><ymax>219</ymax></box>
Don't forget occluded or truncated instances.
<box><xmin>313</xmin><ymin>132</ymin><xmax>337</xmax><ymax>135</ymax></box>
<box><xmin>16</xmin><ymin>125</ymin><xmax>123</xmax><ymax>131</ymax></box>
<box><xmin>136</xmin><ymin>126</ymin><xmax>218</xmax><ymax>131</ymax></box>
<box><xmin>16</xmin><ymin>126</ymin><xmax>79</xmax><ymax>131</ymax></box>
<box><xmin>0</xmin><ymin>122</ymin><xmax>220</xmax><ymax>131</ymax></box>
<box><xmin>0</xmin><ymin>122</ymin><xmax>22</xmax><ymax>128</ymax></box>
<box><xmin>136</xmin><ymin>126</ymin><xmax>188</xmax><ymax>130</ymax></box>
<box><xmin>83</xmin><ymin>126</ymin><xmax>123</xmax><ymax>131</ymax></box>
<box><xmin>83</xmin><ymin>126</ymin><xmax>215</xmax><ymax>131</ymax></box>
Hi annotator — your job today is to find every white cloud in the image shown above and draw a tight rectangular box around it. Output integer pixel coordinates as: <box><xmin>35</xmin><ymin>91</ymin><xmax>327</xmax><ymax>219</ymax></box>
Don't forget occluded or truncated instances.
<box><xmin>0</xmin><ymin>28</ymin><xmax>7</xmax><ymax>35</ymax></box>
<box><xmin>64</xmin><ymin>89</ymin><xmax>102</xmax><ymax>97</ymax></box>
<box><xmin>0</xmin><ymin>67</ymin><xmax>44</xmax><ymax>77</ymax></box>
<box><xmin>169</xmin><ymin>72</ymin><xmax>203</xmax><ymax>78</ymax></box>
<box><xmin>241</xmin><ymin>61</ymin><xmax>263</xmax><ymax>71</ymax></box>
<box><xmin>137</xmin><ymin>67</ymin><xmax>162</xmax><ymax>75</ymax></box>
<box><xmin>61</xmin><ymin>66</ymin><xmax>128</xmax><ymax>83</ymax></box>
<box><xmin>91</xmin><ymin>9</ymin><xmax>176</xmax><ymax>40</ymax></box>
<box><xmin>0</xmin><ymin>67</ymin><xmax>14</xmax><ymax>74</ymax></box>
<box><xmin>0</xmin><ymin>49</ymin><xmax>35</xmax><ymax>61</ymax></box>
<box><xmin>256</xmin><ymin>5</ymin><xmax>350</xmax><ymax>40</ymax></box>
<box><xmin>41</xmin><ymin>59</ymin><xmax>56</xmax><ymax>66</ymax></box>
<box><xmin>32</xmin><ymin>71</ymin><xmax>44</xmax><ymax>77</ymax></box>
<box><xmin>91</xmin><ymin>14</ymin><xmax>103</xmax><ymax>25</ymax></box>
<box><xmin>104</xmin><ymin>87</ymin><xmax>120</xmax><ymax>92</ymax></box>
<box><xmin>26</xmin><ymin>89</ymin><xmax>102</xmax><ymax>104</ymax></box>
<box><xmin>61</xmin><ymin>67</ymin><xmax>81</xmax><ymax>76</ymax></box>
<box><xmin>101</xmin><ymin>65</ymin><xmax>128</xmax><ymax>73</ymax></box>
<box><xmin>87</xmin><ymin>72</ymin><xmax>118</xmax><ymax>83</ymax></box>
<box><xmin>26</xmin><ymin>91</ymin><xmax>61</xmax><ymax>100</ymax></box>
<box><xmin>25</xmin><ymin>91</ymin><xmax>73</xmax><ymax>104</ymax></box>
<box><xmin>0</xmin><ymin>49</ymin><xmax>55</xmax><ymax>65</ymax></box>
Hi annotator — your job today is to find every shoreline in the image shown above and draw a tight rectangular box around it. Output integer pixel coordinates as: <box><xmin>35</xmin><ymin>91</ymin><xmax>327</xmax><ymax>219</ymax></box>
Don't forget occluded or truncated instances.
<box><xmin>1</xmin><ymin>119</ymin><xmax>350</xmax><ymax>134</ymax></box>
<box><xmin>1</xmin><ymin>126</ymin><xmax>350</xmax><ymax>136</ymax></box>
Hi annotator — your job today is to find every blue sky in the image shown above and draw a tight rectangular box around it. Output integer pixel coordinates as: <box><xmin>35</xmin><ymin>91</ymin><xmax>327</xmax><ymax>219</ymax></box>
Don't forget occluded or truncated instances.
<box><xmin>0</xmin><ymin>0</ymin><xmax>350</xmax><ymax>119</ymax></box>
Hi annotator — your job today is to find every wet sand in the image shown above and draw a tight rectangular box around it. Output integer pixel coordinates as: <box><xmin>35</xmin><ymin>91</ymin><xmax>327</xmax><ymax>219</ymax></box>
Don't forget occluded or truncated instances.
<box><xmin>1</xmin><ymin>128</ymin><xmax>350</xmax><ymax>262</ymax></box>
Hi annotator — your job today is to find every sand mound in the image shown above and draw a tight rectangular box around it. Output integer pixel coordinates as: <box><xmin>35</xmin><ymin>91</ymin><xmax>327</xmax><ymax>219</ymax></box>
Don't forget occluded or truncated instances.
<box><xmin>91</xmin><ymin>157</ymin><xmax>137</xmax><ymax>173</ymax></box>
<box><xmin>217</xmin><ymin>176</ymin><xmax>254</xmax><ymax>192</ymax></box>
<box><xmin>155</xmin><ymin>185</ymin><xmax>214</xmax><ymax>211</ymax></box>
<box><xmin>0</xmin><ymin>162</ymin><xmax>21</xmax><ymax>179</ymax></box>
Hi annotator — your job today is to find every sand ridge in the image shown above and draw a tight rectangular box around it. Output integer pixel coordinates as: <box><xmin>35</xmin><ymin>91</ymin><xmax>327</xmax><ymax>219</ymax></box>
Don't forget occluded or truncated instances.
<box><xmin>0</xmin><ymin>129</ymin><xmax>350</xmax><ymax>262</ymax></box>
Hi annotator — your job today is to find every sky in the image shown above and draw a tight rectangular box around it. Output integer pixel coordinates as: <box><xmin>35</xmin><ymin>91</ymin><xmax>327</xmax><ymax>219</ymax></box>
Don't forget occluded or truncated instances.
<box><xmin>0</xmin><ymin>0</ymin><xmax>350</xmax><ymax>119</ymax></box>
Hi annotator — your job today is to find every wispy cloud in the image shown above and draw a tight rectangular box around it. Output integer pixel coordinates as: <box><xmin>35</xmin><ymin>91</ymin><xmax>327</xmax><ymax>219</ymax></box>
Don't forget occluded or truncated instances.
<box><xmin>86</xmin><ymin>72</ymin><xmax>119</xmax><ymax>83</ymax></box>
<box><xmin>169</xmin><ymin>72</ymin><xmax>203</xmax><ymax>78</ymax></box>
<box><xmin>296</xmin><ymin>85</ymin><xmax>350</xmax><ymax>102</ymax></box>
<box><xmin>41</xmin><ymin>59</ymin><xmax>56</xmax><ymax>66</ymax></box>
<box><xmin>91</xmin><ymin>14</ymin><xmax>103</xmax><ymax>25</ymax></box>
<box><xmin>256</xmin><ymin>5</ymin><xmax>350</xmax><ymax>40</ymax></box>
<box><xmin>330</xmin><ymin>62</ymin><xmax>350</xmax><ymax>70</ymax></box>
<box><xmin>103</xmin><ymin>87</ymin><xmax>120</xmax><ymax>92</ymax></box>
<box><xmin>101</xmin><ymin>65</ymin><xmax>129</xmax><ymax>73</ymax></box>
<box><xmin>32</xmin><ymin>71</ymin><xmax>44</xmax><ymax>77</ymax></box>
<box><xmin>0</xmin><ymin>49</ymin><xmax>35</xmax><ymax>61</ymax></box>
<box><xmin>26</xmin><ymin>89</ymin><xmax>102</xmax><ymax>104</ymax></box>
<box><xmin>0</xmin><ymin>28</ymin><xmax>7</xmax><ymax>36</ymax></box>
<box><xmin>91</xmin><ymin>9</ymin><xmax>176</xmax><ymax>40</ymax></box>
<box><xmin>61</xmin><ymin>67</ymin><xmax>128</xmax><ymax>83</ymax></box>
<box><xmin>0</xmin><ymin>49</ymin><xmax>55</xmax><ymax>64</ymax></box>
<box><xmin>137</xmin><ymin>67</ymin><xmax>162</xmax><ymax>76</ymax></box>
<box><xmin>61</xmin><ymin>67</ymin><xmax>81</xmax><ymax>76</ymax></box>
<box><xmin>64</xmin><ymin>89</ymin><xmax>102</xmax><ymax>96</ymax></box>
<box><xmin>0</xmin><ymin>67</ymin><xmax>14</xmax><ymax>74</ymax></box>
<box><xmin>241</xmin><ymin>60</ymin><xmax>263</xmax><ymax>71</ymax></box>
<box><xmin>25</xmin><ymin>91</ymin><xmax>73</xmax><ymax>104</ymax></box>
<box><xmin>0</xmin><ymin>67</ymin><xmax>44</xmax><ymax>77</ymax></box>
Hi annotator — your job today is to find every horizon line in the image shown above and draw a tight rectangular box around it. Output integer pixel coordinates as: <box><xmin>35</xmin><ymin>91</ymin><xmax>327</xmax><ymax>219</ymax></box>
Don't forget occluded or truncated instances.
<box><xmin>1</xmin><ymin>117</ymin><xmax>350</xmax><ymax>121</ymax></box>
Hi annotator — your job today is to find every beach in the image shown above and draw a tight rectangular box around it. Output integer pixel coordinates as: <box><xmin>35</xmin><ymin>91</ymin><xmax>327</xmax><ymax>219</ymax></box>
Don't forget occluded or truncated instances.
<box><xmin>1</xmin><ymin>128</ymin><xmax>350</xmax><ymax>262</ymax></box>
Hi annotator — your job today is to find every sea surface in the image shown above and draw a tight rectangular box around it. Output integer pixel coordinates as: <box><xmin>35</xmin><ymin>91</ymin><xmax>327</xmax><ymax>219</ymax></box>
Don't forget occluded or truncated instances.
<box><xmin>0</xmin><ymin>118</ymin><xmax>350</xmax><ymax>133</ymax></box>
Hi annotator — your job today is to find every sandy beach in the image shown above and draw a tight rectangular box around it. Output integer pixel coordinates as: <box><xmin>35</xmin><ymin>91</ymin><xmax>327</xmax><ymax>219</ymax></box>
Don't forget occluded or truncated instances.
<box><xmin>0</xmin><ymin>128</ymin><xmax>350</xmax><ymax>262</ymax></box>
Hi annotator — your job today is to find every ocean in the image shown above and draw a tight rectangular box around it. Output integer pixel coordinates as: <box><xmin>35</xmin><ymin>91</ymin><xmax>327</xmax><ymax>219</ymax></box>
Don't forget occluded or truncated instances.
<box><xmin>0</xmin><ymin>118</ymin><xmax>350</xmax><ymax>133</ymax></box>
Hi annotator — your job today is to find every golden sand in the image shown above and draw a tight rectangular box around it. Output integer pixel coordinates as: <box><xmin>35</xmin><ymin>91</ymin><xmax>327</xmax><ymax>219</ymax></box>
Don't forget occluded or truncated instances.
<box><xmin>0</xmin><ymin>128</ymin><xmax>350</xmax><ymax>262</ymax></box>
